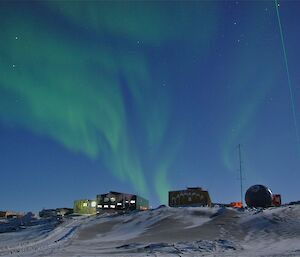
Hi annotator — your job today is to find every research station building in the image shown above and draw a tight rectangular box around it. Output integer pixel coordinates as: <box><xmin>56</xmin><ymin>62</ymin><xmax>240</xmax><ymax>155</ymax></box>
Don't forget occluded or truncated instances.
<box><xmin>73</xmin><ymin>199</ymin><xmax>97</xmax><ymax>215</ymax></box>
<box><xmin>169</xmin><ymin>187</ymin><xmax>212</xmax><ymax>207</ymax></box>
<box><xmin>96</xmin><ymin>191</ymin><xmax>149</xmax><ymax>213</ymax></box>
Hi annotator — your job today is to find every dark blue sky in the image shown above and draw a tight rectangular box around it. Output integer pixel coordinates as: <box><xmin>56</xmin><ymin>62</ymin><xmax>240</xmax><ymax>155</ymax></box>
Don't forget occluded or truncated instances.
<box><xmin>0</xmin><ymin>1</ymin><xmax>300</xmax><ymax>212</ymax></box>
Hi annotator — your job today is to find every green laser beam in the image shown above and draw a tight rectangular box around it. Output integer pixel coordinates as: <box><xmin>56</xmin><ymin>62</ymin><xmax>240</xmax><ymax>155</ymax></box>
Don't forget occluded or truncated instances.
<box><xmin>275</xmin><ymin>0</ymin><xmax>300</xmax><ymax>156</ymax></box>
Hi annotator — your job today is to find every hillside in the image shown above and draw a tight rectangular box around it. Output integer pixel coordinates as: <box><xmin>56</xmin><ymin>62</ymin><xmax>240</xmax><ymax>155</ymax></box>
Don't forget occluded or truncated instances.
<box><xmin>0</xmin><ymin>205</ymin><xmax>300</xmax><ymax>256</ymax></box>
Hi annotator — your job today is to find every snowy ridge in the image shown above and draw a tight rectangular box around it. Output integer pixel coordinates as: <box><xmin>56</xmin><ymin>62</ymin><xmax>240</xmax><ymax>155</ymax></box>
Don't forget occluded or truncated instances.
<box><xmin>76</xmin><ymin>207</ymin><xmax>218</xmax><ymax>242</ymax></box>
<box><xmin>0</xmin><ymin>216</ymin><xmax>91</xmax><ymax>256</ymax></box>
<box><xmin>0</xmin><ymin>205</ymin><xmax>300</xmax><ymax>256</ymax></box>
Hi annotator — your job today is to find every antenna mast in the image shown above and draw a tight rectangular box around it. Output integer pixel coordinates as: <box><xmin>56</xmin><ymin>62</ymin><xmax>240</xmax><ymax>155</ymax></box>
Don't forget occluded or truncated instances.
<box><xmin>238</xmin><ymin>144</ymin><xmax>243</xmax><ymax>206</ymax></box>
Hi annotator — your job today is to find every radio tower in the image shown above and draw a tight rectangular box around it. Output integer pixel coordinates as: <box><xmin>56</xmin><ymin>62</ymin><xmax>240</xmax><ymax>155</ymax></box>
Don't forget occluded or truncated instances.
<box><xmin>238</xmin><ymin>144</ymin><xmax>243</xmax><ymax>206</ymax></box>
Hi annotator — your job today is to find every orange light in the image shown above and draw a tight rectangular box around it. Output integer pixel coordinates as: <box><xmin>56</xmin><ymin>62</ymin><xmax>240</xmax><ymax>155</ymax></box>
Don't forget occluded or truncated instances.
<box><xmin>229</xmin><ymin>202</ymin><xmax>243</xmax><ymax>208</ymax></box>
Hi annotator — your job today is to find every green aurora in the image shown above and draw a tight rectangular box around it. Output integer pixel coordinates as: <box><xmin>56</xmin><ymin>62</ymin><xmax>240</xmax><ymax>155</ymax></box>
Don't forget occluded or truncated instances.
<box><xmin>0</xmin><ymin>1</ymin><xmax>218</xmax><ymax>202</ymax></box>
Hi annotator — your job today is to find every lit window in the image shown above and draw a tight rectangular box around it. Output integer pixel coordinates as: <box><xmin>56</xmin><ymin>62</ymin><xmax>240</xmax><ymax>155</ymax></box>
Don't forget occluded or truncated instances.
<box><xmin>83</xmin><ymin>203</ymin><xmax>88</xmax><ymax>207</ymax></box>
<box><xmin>97</xmin><ymin>205</ymin><xmax>102</xmax><ymax>208</ymax></box>
<box><xmin>130</xmin><ymin>200</ymin><xmax>136</xmax><ymax>204</ymax></box>
<box><xmin>110</xmin><ymin>197</ymin><xmax>116</xmax><ymax>202</ymax></box>
<box><xmin>117</xmin><ymin>203</ymin><xmax>122</xmax><ymax>206</ymax></box>
<box><xmin>104</xmin><ymin>205</ymin><xmax>109</xmax><ymax>208</ymax></box>
<box><xmin>110</xmin><ymin>205</ymin><xmax>116</xmax><ymax>208</ymax></box>
<box><xmin>91</xmin><ymin>201</ymin><xmax>96</xmax><ymax>208</ymax></box>
<box><xmin>125</xmin><ymin>200</ymin><xmax>129</xmax><ymax>203</ymax></box>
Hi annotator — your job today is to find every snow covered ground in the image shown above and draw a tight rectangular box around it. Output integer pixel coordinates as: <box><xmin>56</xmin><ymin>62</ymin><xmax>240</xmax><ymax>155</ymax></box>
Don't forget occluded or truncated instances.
<box><xmin>0</xmin><ymin>205</ymin><xmax>300</xmax><ymax>257</ymax></box>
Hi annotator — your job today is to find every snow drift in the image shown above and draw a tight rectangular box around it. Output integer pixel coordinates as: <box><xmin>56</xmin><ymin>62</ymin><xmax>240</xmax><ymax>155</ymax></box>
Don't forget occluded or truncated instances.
<box><xmin>0</xmin><ymin>205</ymin><xmax>300</xmax><ymax>257</ymax></box>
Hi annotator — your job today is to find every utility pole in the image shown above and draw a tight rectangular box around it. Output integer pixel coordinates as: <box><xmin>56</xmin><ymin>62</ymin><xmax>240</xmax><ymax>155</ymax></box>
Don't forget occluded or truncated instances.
<box><xmin>238</xmin><ymin>144</ymin><xmax>243</xmax><ymax>206</ymax></box>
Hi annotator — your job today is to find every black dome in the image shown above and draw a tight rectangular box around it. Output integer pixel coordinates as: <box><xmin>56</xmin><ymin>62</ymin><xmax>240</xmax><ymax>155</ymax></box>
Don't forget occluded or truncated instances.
<box><xmin>245</xmin><ymin>185</ymin><xmax>273</xmax><ymax>208</ymax></box>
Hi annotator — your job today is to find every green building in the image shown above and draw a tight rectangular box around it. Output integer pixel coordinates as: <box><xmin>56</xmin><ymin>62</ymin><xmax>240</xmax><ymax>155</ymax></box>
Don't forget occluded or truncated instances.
<box><xmin>73</xmin><ymin>199</ymin><xmax>97</xmax><ymax>215</ymax></box>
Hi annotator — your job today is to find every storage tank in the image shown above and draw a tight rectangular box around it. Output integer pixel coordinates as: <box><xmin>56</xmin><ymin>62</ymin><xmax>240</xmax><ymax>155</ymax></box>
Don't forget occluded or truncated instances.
<box><xmin>245</xmin><ymin>185</ymin><xmax>273</xmax><ymax>208</ymax></box>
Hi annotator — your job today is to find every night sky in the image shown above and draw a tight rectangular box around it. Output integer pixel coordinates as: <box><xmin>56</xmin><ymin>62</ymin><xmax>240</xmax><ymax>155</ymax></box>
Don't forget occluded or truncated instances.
<box><xmin>1</xmin><ymin>1</ymin><xmax>300</xmax><ymax>212</ymax></box>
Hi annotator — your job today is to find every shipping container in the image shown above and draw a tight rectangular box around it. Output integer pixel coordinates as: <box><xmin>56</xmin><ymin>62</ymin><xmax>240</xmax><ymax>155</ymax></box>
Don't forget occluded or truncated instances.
<box><xmin>272</xmin><ymin>194</ymin><xmax>281</xmax><ymax>207</ymax></box>
<box><xmin>229</xmin><ymin>202</ymin><xmax>243</xmax><ymax>208</ymax></box>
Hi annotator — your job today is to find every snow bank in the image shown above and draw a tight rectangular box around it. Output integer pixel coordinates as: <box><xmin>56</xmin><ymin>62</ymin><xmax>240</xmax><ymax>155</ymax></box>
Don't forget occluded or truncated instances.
<box><xmin>0</xmin><ymin>205</ymin><xmax>300</xmax><ymax>257</ymax></box>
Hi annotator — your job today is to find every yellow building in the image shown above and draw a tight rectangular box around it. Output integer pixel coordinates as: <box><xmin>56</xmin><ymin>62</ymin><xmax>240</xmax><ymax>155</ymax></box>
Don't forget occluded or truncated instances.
<box><xmin>73</xmin><ymin>199</ymin><xmax>97</xmax><ymax>215</ymax></box>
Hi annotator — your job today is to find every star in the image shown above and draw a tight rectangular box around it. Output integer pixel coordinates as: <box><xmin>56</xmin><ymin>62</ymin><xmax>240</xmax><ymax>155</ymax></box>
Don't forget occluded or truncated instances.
<box><xmin>12</xmin><ymin>64</ymin><xmax>16</xmax><ymax>68</ymax></box>
<box><xmin>15</xmin><ymin>36</ymin><xmax>18</xmax><ymax>40</ymax></box>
